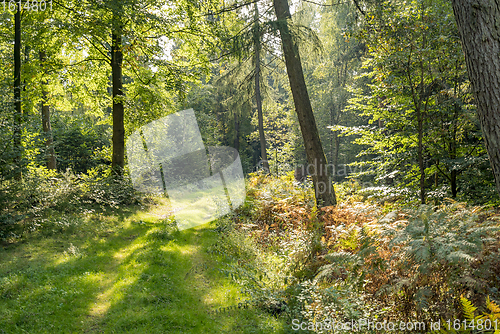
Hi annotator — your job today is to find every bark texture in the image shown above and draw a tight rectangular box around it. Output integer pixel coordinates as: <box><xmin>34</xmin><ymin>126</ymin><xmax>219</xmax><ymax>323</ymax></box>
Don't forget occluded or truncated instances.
<box><xmin>451</xmin><ymin>0</ymin><xmax>500</xmax><ymax>195</ymax></box>
<box><xmin>273</xmin><ymin>0</ymin><xmax>337</xmax><ymax>206</ymax></box>
<box><xmin>417</xmin><ymin>106</ymin><xmax>425</xmax><ymax>204</ymax></box>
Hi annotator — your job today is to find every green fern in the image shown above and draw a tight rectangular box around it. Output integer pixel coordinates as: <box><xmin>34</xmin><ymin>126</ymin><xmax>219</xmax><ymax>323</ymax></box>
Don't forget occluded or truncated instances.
<box><xmin>378</xmin><ymin>204</ymin><xmax>499</xmax><ymax>317</ymax></box>
<box><xmin>461</xmin><ymin>296</ymin><xmax>477</xmax><ymax>321</ymax></box>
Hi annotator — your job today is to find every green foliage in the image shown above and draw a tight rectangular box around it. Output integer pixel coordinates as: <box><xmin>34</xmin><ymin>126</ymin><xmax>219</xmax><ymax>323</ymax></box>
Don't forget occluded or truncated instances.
<box><xmin>146</xmin><ymin>217</ymin><xmax>179</xmax><ymax>241</ymax></box>
<box><xmin>208</xmin><ymin>215</ymin><xmax>291</xmax><ymax>317</ymax></box>
<box><xmin>339</xmin><ymin>0</ymin><xmax>494</xmax><ymax>203</ymax></box>
<box><xmin>52</xmin><ymin>122</ymin><xmax>110</xmax><ymax>174</ymax></box>
<box><xmin>302</xmin><ymin>0</ymin><xmax>365</xmax><ymax>178</ymax></box>
<box><xmin>0</xmin><ymin>165</ymin><xmax>142</xmax><ymax>240</ymax></box>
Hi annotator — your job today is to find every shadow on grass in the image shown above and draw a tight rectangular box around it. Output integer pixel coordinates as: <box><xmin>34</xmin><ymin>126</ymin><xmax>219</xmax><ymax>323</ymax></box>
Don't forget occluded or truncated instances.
<box><xmin>0</xmin><ymin>206</ymin><xmax>288</xmax><ymax>333</ymax></box>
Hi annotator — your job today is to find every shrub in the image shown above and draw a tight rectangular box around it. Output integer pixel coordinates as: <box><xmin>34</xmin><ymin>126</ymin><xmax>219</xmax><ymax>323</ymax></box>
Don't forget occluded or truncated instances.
<box><xmin>53</xmin><ymin>124</ymin><xmax>110</xmax><ymax>174</ymax></box>
<box><xmin>0</xmin><ymin>165</ymin><xmax>144</xmax><ymax>239</ymax></box>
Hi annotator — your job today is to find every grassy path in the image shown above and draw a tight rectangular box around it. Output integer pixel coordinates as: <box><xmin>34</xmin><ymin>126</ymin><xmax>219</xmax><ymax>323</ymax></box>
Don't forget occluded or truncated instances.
<box><xmin>0</xmin><ymin>206</ymin><xmax>285</xmax><ymax>333</ymax></box>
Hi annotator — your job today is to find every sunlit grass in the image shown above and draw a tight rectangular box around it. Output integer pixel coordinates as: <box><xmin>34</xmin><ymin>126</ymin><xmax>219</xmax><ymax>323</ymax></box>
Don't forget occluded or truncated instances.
<box><xmin>0</xmin><ymin>206</ymin><xmax>286</xmax><ymax>333</ymax></box>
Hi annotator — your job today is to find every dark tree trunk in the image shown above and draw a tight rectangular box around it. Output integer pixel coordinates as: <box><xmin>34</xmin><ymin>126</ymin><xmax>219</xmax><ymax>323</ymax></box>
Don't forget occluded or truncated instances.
<box><xmin>39</xmin><ymin>51</ymin><xmax>56</xmax><ymax>170</ymax></box>
<box><xmin>107</xmin><ymin>76</ymin><xmax>112</xmax><ymax>116</ymax></box>
<box><xmin>330</xmin><ymin>105</ymin><xmax>334</xmax><ymax>164</ymax></box>
<box><xmin>13</xmin><ymin>9</ymin><xmax>22</xmax><ymax>180</ymax></box>
<box><xmin>111</xmin><ymin>24</ymin><xmax>124</xmax><ymax>174</ymax></box>
<box><xmin>273</xmin><ymin>0</ymin><xmax>336</xmax><ymax>206</ymax></box>
<box><xmin>254</xmin><ymin>3</ymin><xmax>269</xmax><ymax>174</ymax></box>
<box><xmin>434</xmin><ymin>160</ymin><xmax>439</xmax><ymax>188</ymax></box>
<box><xmin>451</xmin><ymin>170</ymin><xmax>458</xmax><ymax>198</ymax></box>
<box><xmin>451</xmin><ymin>0</ymin><xmax>500</xmax><ymax>196</ymax></box>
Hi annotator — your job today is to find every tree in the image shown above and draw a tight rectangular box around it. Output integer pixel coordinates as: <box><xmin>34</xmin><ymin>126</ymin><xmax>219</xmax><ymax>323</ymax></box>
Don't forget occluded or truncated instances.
<box><xmin>55</xmin><ymin>0</ymin><xmax>222</xmax><ymax>175</ymax></box>
<box><xmin>273</xmin><ymin>0</ymin><xmax>336</xmax><ymax>206</ymax></box>
<box><xmin>39</xmin><ymin>51</ymin><xmax>56</xmax><ymax>170</ymax></box>
<box><xmin>111</xmin><ymin>2</ymin><xmax>124</xmax><ymax>173</ymax></box>
<box><xmin>300</xmin><ymin>1</ymin><xmax>364</xmax><ymax>182</ymax></box>
<box><xmin>13</xmin><ymin>8</ymin><xmax>22</xmax><ymax>179</ymax></box>
<box><xmin>450</xmin><ymin>0</ymin><xmax>500</xmax><ymax>197</ymax></box>
<box><xmin>214</xmin><ymin>1</ymin><xmax>278</xmax><ymax>174</ymax></box>
<box><xmin>253</xmin><ymin>3</ymin><xmax>270</xmax><ymax>173</ymax></box>
<box><xmin>339</xmin><ymin>0</ymin><xmax>487</xmax><ymax>203</ymax></box>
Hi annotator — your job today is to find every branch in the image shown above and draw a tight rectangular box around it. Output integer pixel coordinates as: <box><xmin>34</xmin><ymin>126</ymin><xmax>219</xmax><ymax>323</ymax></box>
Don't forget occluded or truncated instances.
<box><xmin>210</xmin><ymin>51</ymin><xmax>237</xmax><ymax>62</ymax></box>
<box><xmin>352</xmin><ymin>0</ymin><xmax>366</xmax><ymax>16</ymax></box>
<box><xmin>435</xmin><ymin>163</ymin><xmax>452</xmax><ymax>182</ymax></box>
<box><xmin>302</xmin><ymin>0</ymin><xmax>350</xmax><ymax>6</ymax></box>
<box><xmin>82</xmin><ymin>35</ymin><xmax>111</xmax><ymax>63</ymax></box>
<box><xmin>208</xmin><ymin>0</ymin><xmax>260</xmax><ymax>16</ymax></box>
<box><xmin>65</xmin><ymin>58</ymin><xmax>109</xmax><ymax>67</ymax></box>
<box><xmin>125</xmin><ymin>59</ymin><xmax>152</xmax><ymax>86</ymax></box>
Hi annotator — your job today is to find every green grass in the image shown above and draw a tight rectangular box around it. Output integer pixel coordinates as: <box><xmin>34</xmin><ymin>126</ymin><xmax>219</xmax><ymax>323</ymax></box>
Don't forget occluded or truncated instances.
<box><xmin>0</xmin><ymin>206</ymin><xmax>286</xmax><ymax>333</ymax></box>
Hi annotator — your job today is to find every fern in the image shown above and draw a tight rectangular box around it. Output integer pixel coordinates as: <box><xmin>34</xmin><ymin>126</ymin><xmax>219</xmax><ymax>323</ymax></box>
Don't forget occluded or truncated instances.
<box><xmin>378</xmin><ymin>204</ymin><xmax>500</xmax><ymax>318</ymax></box>
<box><xmin>461</xmin><ymin>296</ymin><xmax>477</xmax><ymax>320</ymax></box>
<box><xmin>430</xmin><ymin>296</ymin><xmax>500</xmax><ymax>333</ymax></box>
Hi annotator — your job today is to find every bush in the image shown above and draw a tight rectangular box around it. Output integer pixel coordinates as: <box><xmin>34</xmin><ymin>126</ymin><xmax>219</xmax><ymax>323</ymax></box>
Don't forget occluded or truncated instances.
<box><xmin>52</xmin><ymin>123</ymin><xmax>110</xmax><ymax>174</ymax></box>
<box><xmin>0</xmin><ymin>165</ymin><xmax>143</xmax><ymax>239</ymax></box>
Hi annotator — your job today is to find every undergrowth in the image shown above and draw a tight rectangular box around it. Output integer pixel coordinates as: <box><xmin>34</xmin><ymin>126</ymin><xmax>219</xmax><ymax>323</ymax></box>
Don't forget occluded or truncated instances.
<box><xmin>0</xmin><ymin>165</ymin><xmax>149</xmax><ymax>240</ymax></box>
<box><xmin>212</xmin><ymin>172</ymin><xmax>500</xmax><ymax>333</ymax></box>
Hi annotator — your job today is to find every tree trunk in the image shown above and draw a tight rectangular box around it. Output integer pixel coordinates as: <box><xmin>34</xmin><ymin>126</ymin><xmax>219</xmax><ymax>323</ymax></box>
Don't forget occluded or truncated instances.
<box><xmin>111</xmin><ymin>22</ymin><xmax>125</xmax><ymax>174</ymax></box>
<box><xmin>273</xmin><ymin>0</ymin><xmax>336</xmax><ymax>206</ymax></box>
<box><xmin>450</xmin><ymin>120</ymin><xmax>458</xmax><ymax>198</ymax></box>
<box><xmin>234</xmin><ymin>112</ymin><xmax>240</xmax><ymax>152</ymax></box>
<box><xmin>13</xmin><ymin>9</ymin><xmax>22</xmax><ymax>180</ymax></box>
<box><xmin>417</xmin><ymin>107</ymin><xmax>425</xmax><ymax>204</ymax></box>
<box><xmin>451</xmin><ymin>169</ymin><xmax>458</xmax><ymax>198</ymax></box>
<box><xmin>333</xmin><ymin>131</ymin><xmax>340</xmax><ymax>182</ymax></box>
<box><xmin>39</xmin><ymin>51</ymin><xmax>56</xmax><ymax>170</ymax></box>
<box><xmin>451</xmin><ymin>0</ymin><xmax>500</xmax><ymax>196</ymax></box>
<box><xmin>254</xmin><ymin>3</ymin><xmax>269</xmax><ymax>174</ymax></box>
<box><xmin>434</xmin><ymin>160</ymin><xmax>439</xmax><ymax>188</ymax></box>
<box><xmin>107</xmin><ymin>76</ymin><xmax>112</xmax><ymax>116</ymax></box>
<box><xmin>330</xmin><ymin>105</ymin><xmax>334</xmax><ymax>164</ymax></box>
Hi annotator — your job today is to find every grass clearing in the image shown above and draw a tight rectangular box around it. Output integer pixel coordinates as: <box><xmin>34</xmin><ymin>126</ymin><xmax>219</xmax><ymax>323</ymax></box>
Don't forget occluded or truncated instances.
<box><xmin>0</xmin><ymin>205</ymin><xmax>286</xmax><ymax>333</ymax></box>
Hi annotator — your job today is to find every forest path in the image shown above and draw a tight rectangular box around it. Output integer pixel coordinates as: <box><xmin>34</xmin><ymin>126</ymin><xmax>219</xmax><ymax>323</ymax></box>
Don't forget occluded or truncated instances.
<box><xmin>0</xmin><ymin>206</ymin><xmax>285</xmax><ymax>333</ymax></box>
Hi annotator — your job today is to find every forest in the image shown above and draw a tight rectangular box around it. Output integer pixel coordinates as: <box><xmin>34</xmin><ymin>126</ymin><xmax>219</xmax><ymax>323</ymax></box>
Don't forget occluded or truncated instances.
<box><xmin>1</xmin><ymin>0</ymin><xmax>500</xmax><ymax>333</ymax></box>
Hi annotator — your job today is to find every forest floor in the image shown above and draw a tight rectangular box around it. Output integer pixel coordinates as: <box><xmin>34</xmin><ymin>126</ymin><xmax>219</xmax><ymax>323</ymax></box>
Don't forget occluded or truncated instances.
<box><xmin>0</xmin><ymin>205</ymin><xmax>285</xmax><ymax>333</ymax></box>
<box><xmin>2</xmin><ymin>174</ymin><xmax>500</xmax><ymax>334</ymax></box>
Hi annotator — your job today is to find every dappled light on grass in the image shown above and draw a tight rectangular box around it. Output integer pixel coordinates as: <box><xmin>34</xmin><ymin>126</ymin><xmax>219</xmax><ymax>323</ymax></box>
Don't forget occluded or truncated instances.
<box><xmin>0</xmin><ymin>205</ymin><xmax>285</xmax><ymax>333</ymax></box>
<box><xmin>148</xmin><ymin>197</ymin><xmax>173</xmax><ymax>219</ymax></box>
<box><xmin>112</xmin><ymin>242</ymin><xmax>144</xmax><ymax>261</ymax></box>
<box><xmin>87</xmin><ymin>273</ymin><xmax>138</xmax><ymax>319</ymax></box>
